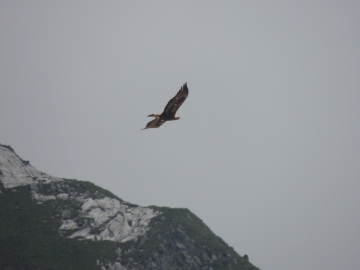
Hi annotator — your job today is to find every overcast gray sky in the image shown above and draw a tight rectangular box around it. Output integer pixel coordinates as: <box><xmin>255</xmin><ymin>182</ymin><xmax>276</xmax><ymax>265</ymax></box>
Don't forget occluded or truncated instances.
<box><xmin>1</xmin><ymin>1</ymin><xmax>360</xmax><ymax>269</ymax></box>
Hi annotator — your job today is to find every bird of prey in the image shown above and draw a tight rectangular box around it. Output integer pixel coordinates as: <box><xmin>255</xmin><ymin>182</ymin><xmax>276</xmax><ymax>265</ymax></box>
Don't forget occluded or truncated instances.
<box><xmin>142</xmin><ymin>83</ymin><xmax>189</xmax><ymax>130</ymax></box>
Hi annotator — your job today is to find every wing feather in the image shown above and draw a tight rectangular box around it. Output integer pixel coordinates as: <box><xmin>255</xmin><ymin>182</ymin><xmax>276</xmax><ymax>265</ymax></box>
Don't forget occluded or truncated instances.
<box><xmin>142</xmin><ymin>118</ymin><xmax>166</xmax><ymax>130</ymax></box>
<box><xmin>162</xmin><ymin>83</ymin><xmax>189</xmax><ymax>118</ymax></box>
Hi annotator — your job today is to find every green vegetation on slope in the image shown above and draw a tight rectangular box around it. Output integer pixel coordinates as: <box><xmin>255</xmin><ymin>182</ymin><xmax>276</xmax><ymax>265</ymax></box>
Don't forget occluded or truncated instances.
<box><xmin>0</xmin><ymin>179</ymin><xmax>260</xmax><ymax>270</ymax></box>
<box><xmin>0</xmin><ymin>184</ymin><xmax>117</xmax><ymax>270</ymax></box>
<box><xmin>118</xmin><ymin>206</ymin><xmax>259</xmax><ymax>270</ymax></box>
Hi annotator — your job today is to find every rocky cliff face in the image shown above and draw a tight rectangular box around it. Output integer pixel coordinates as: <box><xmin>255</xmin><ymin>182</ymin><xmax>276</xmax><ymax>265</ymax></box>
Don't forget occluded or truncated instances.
<box><xmin>0</xmin><ymin>144</ymin><xmax>159</xmax><ymax>244</ymax></box>
<box><xmin>0</xmin><ymin>144</ymin><xmax>259</xmax><ymax>270</ymax></box>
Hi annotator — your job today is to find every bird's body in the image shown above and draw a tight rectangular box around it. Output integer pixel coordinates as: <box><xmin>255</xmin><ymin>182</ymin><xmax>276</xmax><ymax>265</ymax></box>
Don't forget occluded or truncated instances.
<box><xmin>142</xmin><ymin>83</ymin><xmax>189</xmax><ymax>130</ymax></box>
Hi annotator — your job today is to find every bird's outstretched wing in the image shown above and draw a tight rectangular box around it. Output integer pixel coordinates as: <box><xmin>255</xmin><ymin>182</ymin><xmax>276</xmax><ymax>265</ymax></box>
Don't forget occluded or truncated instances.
<box><xmin>141</xmin><ymin>118</ymin><xmax>166</xmax><ymax>130</ymax></box>
<box><xmin>162</xmin><ymin>83</ymin><xmax>189</xmax><ymax>118</ymax></box>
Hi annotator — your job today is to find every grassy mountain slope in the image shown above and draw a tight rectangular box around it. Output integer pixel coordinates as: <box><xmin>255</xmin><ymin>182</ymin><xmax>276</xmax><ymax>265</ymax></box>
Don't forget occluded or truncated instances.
<box><xmin>0</xmin><ymin>144</ymin><xmax>260</xmax><ymax>270</ymax></box>
<box><xmin>0</xmin><ymin>183</ymin><xmax>116</xmax><ymax>270</ymax></box>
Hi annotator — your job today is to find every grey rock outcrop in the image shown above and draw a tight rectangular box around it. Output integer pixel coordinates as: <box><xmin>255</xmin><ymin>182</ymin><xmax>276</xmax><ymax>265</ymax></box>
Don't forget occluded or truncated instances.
<box><xmin>0</xmin><ymin>144</ymin><xmax>160</xmax><ymax>245</ymax></box>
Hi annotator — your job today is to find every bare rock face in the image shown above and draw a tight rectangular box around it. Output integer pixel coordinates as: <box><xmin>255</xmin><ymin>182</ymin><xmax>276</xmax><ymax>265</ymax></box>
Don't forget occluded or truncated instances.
<box><xmin>64</xmin><ymin>197</ymin><xmax>159</xmax><ymax>243</ymax></box>
<box><xmin>0</xmin><ymin>144</ymin><xmax>160</xmax><ymax>246</ymax></box>
<box><xmin>0</xmin><ymin>145</ymin><xmax>61</xmax><ymax>188</ymax></box>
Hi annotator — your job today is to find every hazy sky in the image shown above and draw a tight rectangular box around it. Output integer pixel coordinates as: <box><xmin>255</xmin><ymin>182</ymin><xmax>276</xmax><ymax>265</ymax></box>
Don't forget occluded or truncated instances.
<box><xmin>1</xmin><ymin>1</ymin><xmax>360</xmax><ymax>269</ymax></box>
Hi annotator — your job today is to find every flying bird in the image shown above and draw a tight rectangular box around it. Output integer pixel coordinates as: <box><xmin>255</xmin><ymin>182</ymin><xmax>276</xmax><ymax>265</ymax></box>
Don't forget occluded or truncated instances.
<box><xmin>142</xmin><ymin>83</ymin><xmax>189</xmax><ymax>130</ymax></box>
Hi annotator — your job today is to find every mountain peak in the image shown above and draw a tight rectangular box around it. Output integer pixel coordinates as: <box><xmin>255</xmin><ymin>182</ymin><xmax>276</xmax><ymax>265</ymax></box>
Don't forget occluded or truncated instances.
<box><xmin>0</xmin><ymin>144</ymin><xmax>260</xmax><ymax>270</ymax></box>
<box><xmin>0</xmin><ymin>143</ymin><xmax>61</xmax><ymax>188</ymax></box>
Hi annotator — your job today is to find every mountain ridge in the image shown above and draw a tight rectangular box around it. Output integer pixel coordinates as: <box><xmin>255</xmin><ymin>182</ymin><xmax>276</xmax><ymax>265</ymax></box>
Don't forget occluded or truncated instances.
<box><xmin>0</xmin><ymin>143</ymin><xmax>260</xmax><ymax>270</ymax></box>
